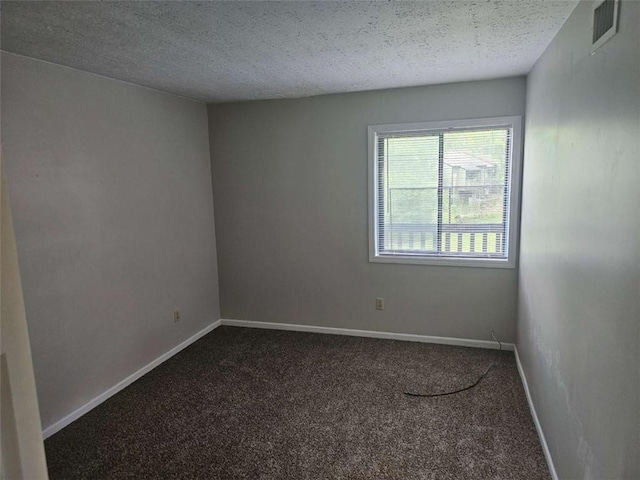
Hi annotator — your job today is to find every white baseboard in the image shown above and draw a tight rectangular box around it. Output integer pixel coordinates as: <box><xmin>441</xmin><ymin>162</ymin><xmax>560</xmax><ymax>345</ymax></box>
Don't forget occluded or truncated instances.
<box><xmin>43</xmin><ymin>319</ymin><xmax>222</xmax><ymax>439</ymax></box>
<box><xmin>514</xmin><ymin>346</ymin><xmax>558</xmax><ymax>480</ymax></box>
<box><xmin>220</xmin><ymin>319</ymin><xmax>514</xmax><ymax>351</ymax></box>
<box><xmin>44</xmin><ymin>318</ymin><xmax>514</xmax><ymax>439</ymax></box>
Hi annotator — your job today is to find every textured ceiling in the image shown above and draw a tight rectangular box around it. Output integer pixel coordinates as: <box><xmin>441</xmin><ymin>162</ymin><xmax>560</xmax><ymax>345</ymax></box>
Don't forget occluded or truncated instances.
<box><xmin>1</xmin><ymin>1</ymin><xmax>578</xmax><ymax>103</ymax></box>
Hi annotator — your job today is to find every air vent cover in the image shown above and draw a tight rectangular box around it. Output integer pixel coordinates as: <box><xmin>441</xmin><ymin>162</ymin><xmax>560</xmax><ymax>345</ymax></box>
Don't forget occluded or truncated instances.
<box><xmin>592</xmin><ymin>0</ymin><xmax>619</xmax><ymax>54</ymax></box>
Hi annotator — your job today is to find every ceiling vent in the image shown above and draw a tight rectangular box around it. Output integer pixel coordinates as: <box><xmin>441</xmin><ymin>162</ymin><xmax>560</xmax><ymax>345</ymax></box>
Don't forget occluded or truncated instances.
<box><xmin>591</xmin><ymin>0</ymin><xmax>619</xmax><ymax>54</ymax></box>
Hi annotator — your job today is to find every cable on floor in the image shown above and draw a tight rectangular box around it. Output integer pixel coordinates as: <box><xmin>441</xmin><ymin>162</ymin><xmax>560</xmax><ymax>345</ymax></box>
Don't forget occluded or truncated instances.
<box><xmin>403</xmin><ymin>330</ymin><xmax>502</xmax><ymax>398</ymax></box>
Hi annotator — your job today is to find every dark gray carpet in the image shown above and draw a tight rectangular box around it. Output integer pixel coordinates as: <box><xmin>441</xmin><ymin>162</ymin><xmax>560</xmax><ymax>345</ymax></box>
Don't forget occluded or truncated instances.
<box><xmin>45</xmin><ymin>326</ymin><xmax>550</xmax><ymax>479</ymax></box>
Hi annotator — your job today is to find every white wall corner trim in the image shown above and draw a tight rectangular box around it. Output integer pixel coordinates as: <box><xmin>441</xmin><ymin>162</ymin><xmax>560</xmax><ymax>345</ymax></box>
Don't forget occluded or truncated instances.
<box><xmin>43</xmin><ymin>319</ymin><xmax>222</xmax><ymax>439</ymax></box>
<box><xmin>514</xmin><ymin>346</ymin><xmax>558</xmax><ymax>480</ymax></box>
<box><xmin>220</xmin><ymin>319</ymin><xmax>514</xmax><ymax>351</ymax></box>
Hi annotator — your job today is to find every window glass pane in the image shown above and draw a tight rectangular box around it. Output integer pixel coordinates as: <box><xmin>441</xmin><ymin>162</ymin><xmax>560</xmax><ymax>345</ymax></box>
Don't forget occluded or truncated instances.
<box><xmin>442</xmin><ymin>129</ymin><xmax>508</xmax><ymax>255</ymax></box>
<box><xmin>380</xmin><ymin>135</ymin><xmax>439</xmax><ymax>253</ymax></box>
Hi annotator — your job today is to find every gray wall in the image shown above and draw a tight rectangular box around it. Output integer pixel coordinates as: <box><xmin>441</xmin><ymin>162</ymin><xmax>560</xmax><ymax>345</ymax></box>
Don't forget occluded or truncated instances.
<box><xmin>2</xmin><ymin>53</ymin><xmax>220</xmax><ymax>431</ymax></box>
<box><xmin>518</xmin><ymin>1</ymin><xmax>639</xmax><ymax>478</ymax></box>
<box><xmin>208</xmin><ymin>77</ymin><xmax>526</xmax><ymax>342</ymax></box>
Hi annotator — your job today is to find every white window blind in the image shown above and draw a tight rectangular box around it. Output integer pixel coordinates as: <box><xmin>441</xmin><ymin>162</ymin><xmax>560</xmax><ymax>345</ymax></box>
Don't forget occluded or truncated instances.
<box><xmin>368</xmin><ymin>117</ymin><xmax>522</xmax><ymax>268</ymax></box>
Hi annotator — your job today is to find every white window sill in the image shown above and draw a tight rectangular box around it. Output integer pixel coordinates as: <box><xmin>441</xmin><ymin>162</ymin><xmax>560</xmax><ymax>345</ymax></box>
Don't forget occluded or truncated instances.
<box><xmin>369</xmin><ymin>254</ymin><xmax>516</xmax><ymax>269</ymax></box>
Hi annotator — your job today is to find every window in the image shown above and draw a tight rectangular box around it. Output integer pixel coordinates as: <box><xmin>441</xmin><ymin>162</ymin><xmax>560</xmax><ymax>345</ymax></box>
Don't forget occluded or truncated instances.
<box><xmin>368</xmin><ymin>116</ymin><xmax>522</xmax><ymax>268</ymax></box>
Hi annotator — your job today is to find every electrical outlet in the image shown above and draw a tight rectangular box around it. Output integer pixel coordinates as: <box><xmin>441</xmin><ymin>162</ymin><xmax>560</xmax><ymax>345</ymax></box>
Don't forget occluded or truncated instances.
<box><xmin>376</xmin><ymin>298</ymin><xmax>384</xmax><ymax>310</ymax></box>
<box><xmin>173</xmin><ymin>310</ymin><xmax>181</xmax><ymax>323</ymax></box>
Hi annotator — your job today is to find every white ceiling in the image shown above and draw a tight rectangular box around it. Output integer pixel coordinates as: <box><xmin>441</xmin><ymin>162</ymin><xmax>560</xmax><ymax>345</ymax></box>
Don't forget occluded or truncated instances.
<box><xmin>1</xmin><ymin>1</ymin><xmax>578</xmax><ymax>103</ymax></box>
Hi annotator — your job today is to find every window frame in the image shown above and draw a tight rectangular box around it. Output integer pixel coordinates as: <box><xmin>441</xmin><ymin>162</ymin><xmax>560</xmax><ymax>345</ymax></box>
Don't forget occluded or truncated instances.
<box><xmin>368</xmin><ymin>116</ymin><xmax>523</xmax><ymax>269</ymax></box>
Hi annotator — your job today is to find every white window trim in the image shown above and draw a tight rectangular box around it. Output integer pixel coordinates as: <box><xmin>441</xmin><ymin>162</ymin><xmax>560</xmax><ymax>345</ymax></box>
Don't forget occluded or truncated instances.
<box><xmin>367</xmin><ymin>116</ymin><xmax>523</xmax><ymax>269</ymax></box>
